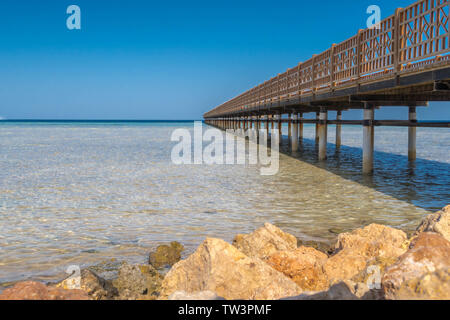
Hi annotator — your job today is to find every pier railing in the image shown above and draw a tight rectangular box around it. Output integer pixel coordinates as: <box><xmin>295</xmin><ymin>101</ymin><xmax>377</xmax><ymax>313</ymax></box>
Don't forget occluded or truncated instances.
<box><xmin>205</xmin><ymin>0</ymin><xmax>450</xmax><ymax>118</ymax></box>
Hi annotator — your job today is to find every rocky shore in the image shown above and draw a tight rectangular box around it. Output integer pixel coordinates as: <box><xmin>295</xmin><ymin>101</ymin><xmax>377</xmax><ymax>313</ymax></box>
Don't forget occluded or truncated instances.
<box><xmin>1</xmin><ymin>205</ymin><xmax>449</xmax><ymax>300</ymax></box>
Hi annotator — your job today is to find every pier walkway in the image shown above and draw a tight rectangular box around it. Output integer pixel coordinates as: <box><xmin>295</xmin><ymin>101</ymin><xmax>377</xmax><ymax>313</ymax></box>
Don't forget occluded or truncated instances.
<box><xmin>204</xmin><ymin>0</ymin><xmax>450</xmax><ymax>174</ymax></box>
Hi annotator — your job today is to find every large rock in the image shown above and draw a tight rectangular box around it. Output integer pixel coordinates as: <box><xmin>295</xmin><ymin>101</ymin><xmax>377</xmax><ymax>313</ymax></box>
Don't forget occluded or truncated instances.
<box><xmin>233</xmin><ymin>223</ymin><xmax>297</xmax><ymax>260</ymax></box>
<box><xmin>267</xmin><ymin>246</ymin><xmax>328</xmax><ymax>291</ymax></box>
<box><xmin>324</xmin><ymin>224</ymin><xmax>408</xmax><ymax>283</ymax></box>
<box><xmin>323</xmin><ymin>250</ymin><xmax>369</xmax><ymax>284</ymax></box>
<box><xmin>149</xmin><ymin>241</ymin><xmax>184</xmax><ymax>269</ymax></box>
<box><xmin>160</xmin><ymin>238</ymin><xmax>301</xmax><ymax>300</ymax></box>
<box><xmin>382</xmin><ymin>232</ymin><xmax>450</xmax><ymax>300</ymax></box>
<box><xmin>333</xmin><ymin>223</ymin><xmax>408</xmax><ymax>258</ymax></box>
<box><xmin>393</xmin><ymin>268</ymin><xmax>450</xmax><ymax>300</ymax></box>
<box><xmin>0</xmin><ymin>281</ymin><xmax>89</xmax><ymax>300</ymax></box>
<box><xmin>112</xmin><ymin>262</ymin><xmax>163</xmax><ymax>300</ymax></box>
<box><xmin>56</xmin><ymin>269</ymin><xmax>118</xmax><ymax>300</ymax></box>
<box><xmin>414</xmin><ymin>205</ymin><xmax>450</xmax><ymax>242</ymax></box>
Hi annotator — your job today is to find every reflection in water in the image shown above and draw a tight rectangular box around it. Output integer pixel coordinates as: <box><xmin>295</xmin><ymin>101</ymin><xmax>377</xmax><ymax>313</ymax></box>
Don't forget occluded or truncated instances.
<box><xmin>0</xmin><ymin>122</ymin><xmax>448</xmax><ymax>286</ymax></box>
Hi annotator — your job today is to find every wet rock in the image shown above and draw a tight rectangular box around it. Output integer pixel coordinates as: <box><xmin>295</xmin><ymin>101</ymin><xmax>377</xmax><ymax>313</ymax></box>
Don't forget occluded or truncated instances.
<box><xmin>0</xmin><ymin>281</ymin><xmax>89</xmax><ymax>300</ymax></box>
<box><xmin>297</xmin><ymin>239</ymin><xmax>333</xmax><ymax>255</ymax></box>
<box><xmin>87</xmin><ymin>258</ymin><xmax>122</xmax><ymax>280</ymax></box>
<box><xmin>267</xmin><ymin>246</ymin><xmax>329</xmax><ymax>291</ymax></box>
<box><xmin>324</xmin><ymin>224</ymin><xmax>408</xmax><ymax>283</ymax></box>
<box><xmin>168</xmin><ymin>291</ymin><xmax>225</xmax><ymax>300</ymax></box>
<box><xmin>414</xmin><ymin>205</ymin><xmax>450</xmax><ymax>242</ymax></box>
<box><xmin>113</xmin><ymin>262</ymin><xmax>163</xmax><ymax>300</ymax></box>
<box><xmin>382</xmin><ymin>232</ymin><xmax>450</xmax><ymax>300</ymax></box>
<box><xmin>233</xmin><ymin>223</ymin><xmax>297</xmax><ymax>260</ymax></box>
<box><xmin>160</xmin><ymin>238</ymin><xmax>301</xmax><ymax>300</ymax></box>
<box><xmin>149</xmin><ymin>241</ymin><xmax>184</xmax><ymax>269</ymax></box>
<box><xmin>56</xmin><ymin>269</ymin><xmax>118</xmax><ymax>300</ymax></box>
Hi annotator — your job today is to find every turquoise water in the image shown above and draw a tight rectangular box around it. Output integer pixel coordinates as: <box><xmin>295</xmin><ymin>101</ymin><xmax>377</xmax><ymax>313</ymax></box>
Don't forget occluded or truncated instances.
<box><xmin>0</xmin><ymin>120</ymin><xmax>448</xmax><ymax>286</ymax></box>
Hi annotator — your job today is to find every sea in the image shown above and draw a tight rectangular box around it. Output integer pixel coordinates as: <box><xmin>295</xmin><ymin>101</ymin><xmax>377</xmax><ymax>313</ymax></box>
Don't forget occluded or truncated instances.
<box><xmin>0</xmin><ymin>120</ymin><xmax>448</xmax><ymax>287</ymax></box>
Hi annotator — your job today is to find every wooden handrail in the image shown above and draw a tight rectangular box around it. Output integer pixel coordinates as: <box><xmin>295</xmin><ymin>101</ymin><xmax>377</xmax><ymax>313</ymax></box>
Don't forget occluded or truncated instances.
<box><xmin>205</xmin><ymin>0</ymin><xmax>450</xmax><ymax>118</ymax></box>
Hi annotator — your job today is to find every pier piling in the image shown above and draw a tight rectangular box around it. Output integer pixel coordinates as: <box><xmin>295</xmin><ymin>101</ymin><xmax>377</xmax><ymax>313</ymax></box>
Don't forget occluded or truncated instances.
<box><xmin>408</xmin><ymin>107</ymin><xmax>417</xmax><ymax>161</ymax></box>
<box><xmin>336</xmin><ymin>111</ymin><xmax>342</xmax><ymax>149</ymax></box>
<box><xmin>318</xmin><ymin>109</ymin><xmax>328</xmax><ymax>161</ymax></box>
<box><xmin>291</xmin><ymin>113</ymin><xmax>299</xmax><ymax>151</ymax></box>
<box><xmin>315</xmin><ymin>112</ymin><xmax>320</xmax><ymax>145</ymax></box>
<box><xmin>363</xmin><ymin>105</ymin><xmax>375</xmax><ymax>175</ymax></box>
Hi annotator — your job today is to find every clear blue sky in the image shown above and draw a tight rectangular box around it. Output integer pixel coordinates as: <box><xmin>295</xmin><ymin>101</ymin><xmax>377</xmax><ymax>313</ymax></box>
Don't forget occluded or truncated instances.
<box><xmin>0</xmin><ymin>0</ymin><xmax>448</xmax><ymax>120</ymax></box>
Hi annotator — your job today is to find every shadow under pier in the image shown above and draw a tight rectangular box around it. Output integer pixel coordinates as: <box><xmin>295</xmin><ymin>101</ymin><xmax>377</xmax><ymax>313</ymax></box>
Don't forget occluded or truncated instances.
<box><xmin>277</xmin><ymin>135</ymin><xmax>450</xmax><ymax>212</ymax></box>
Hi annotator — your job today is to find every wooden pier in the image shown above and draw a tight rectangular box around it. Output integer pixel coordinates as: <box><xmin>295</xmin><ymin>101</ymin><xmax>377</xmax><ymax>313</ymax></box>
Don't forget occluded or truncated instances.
<box><xmin>204</xmin><ymin>0</ymin><xmax>450</xmax><ymax>174</ymax></box>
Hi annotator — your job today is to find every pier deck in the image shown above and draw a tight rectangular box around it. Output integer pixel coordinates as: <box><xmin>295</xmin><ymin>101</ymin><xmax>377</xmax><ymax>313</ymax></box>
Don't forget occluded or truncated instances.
<box><xmin>204</xmin><ymin>0</ymin><xmax>450</xmax><ymax>174</ymax></box>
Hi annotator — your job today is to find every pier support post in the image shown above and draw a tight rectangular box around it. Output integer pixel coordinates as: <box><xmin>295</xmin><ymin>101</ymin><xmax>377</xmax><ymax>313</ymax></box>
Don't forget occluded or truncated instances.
<box><xmin>288</xmin><ymin>113</ymin><xmax>292</xmax><ymax>141</ymax></box>
<box><xmin>299</xmin><ymin>112</ymin><xmax>304</xmax><ymax>143</ymax></box>
<box><xmin>277</xmin><ymin>113</ymin><xmax>283</xmax><ymax>136</ymax></box>
<box><xmin>315</xmin><ymin>112</ymin><xmax>320</xmax><ymax>145</ymax></box>
<box><xmin>336</xmin><ymin>111</ymin><xmax>342</xmax><ymax>149</ymax></box>
<box><xmin>256</xmin><ymin>116</ymin><xmax>260</xmax><ymax>138</ymax></box>
<box><xmin>291</xmin><ymin>113</ymin><xmax>299</xmax><ymax>151</ymax></box>
<box><xmin>318</xmin><ymin>109</ymin><xmax>328</xmax><ymax>161</ymax></box>
<box><xmin>363</xmin><ymin>104</ymin><xmax>375</xmax><ymax>175</ymax></box>
<box><xmin>408</xmin><ymin>107</ymin><xmax>417</xmax><ymax>161</ymax></box>
<box><xmin>278</xmin><ymin>114</ymin><xmax>282</xmax><ymax>144</ymax></box>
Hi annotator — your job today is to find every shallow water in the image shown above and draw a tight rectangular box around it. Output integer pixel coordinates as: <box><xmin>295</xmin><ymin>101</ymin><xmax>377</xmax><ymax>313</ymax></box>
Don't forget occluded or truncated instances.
<box><xmin>0</xmin><ymin>121</ymin><xmax>448</xmax><ymax>286</ymax></box>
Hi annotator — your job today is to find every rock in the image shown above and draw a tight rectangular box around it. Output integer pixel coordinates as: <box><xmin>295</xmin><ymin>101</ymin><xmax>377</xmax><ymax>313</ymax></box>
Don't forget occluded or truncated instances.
<box><xmin>323</xmin><ymin>250</ymin><xmax>368</xmax><ymax>284</ymax></box>
<box><xmin>351</xmin><ymin>256</ymin><xmax>399</xmax><ymax>287</ymax></box>
<box><xmin>284</xmin><ymin>280</ymin><xmax>384</xmax><ymax>300</ymax></box>
<box><xmin>232</xmin><ymin>223</ymin><xmax>297</xmax><ymax>260</ymax></box>
<box><xmin>149</xmin><ymin>241</ymin><xmax>184</xmax><ymax>269</ymax></box>
<box><xmin>353</xmin><ymin>282</ymin><xmax>385</xmax><ymax>300</ymax></box>
<box><xmin>414</xmin><ymin>205</ymin><xmax>450</xmax><ymax>242</ymax></box>
<box><xmin>284</xmin><ymin>281</ymin><xmax>358</xmax><ymax>300</ymax></box>
<box><xmin>112</xmin><ymin>262</ymin><xmax>163</xmax><ymax>300</ymax></box>
<box><xmin>393</xmin><ymin>268</ymin><xmax>450</xmax><ymax>300</ymax></box>
<box><xmin>382</xmin><ymin>232</ymin><xmax>450</xmax><ymax>300</ymax></box>
<box><xmin>297</xmin><ymin>239</ymin><xmax>333</xmax><ymax>255</ymax></box>
<box><xmin>87</xmin><ymin>258</ymin><xmax>123</xmax><ymax>280</ymax></box>
<box><xmin>168</xmin><ymin>291</ymin><xmax>225</xmax><ymax>300</ymax></box>
<box><xmin>267</xmin><ymin>246</ymin><xmax>328</xmax><ymax>291</ymax></box>
<box><xmin>56</xmin><ymin>269</ymin><xmax>118</xmax><ymax>300</ymax></box>
<box><xmin>0</xmin><ymin>281</ymin><xmax>89</xmax><ymax>300</ymax></box>
<box><xmin>324</xmin><ymin>224</ymin><xmax>408</xmax><ymax>283</ymax></box>
<box><xmin>333</xmin><ymin>223</ymin><xmax>408</xmax><ymax>258</ymax></box>
<box><xmin>160</xmin><ymin>238</ymin><xmax>301</xmax><ymax>300</ymax></box>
